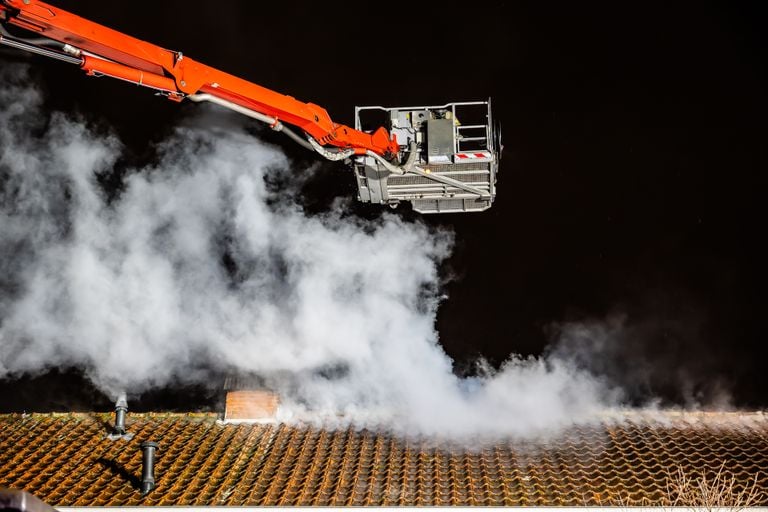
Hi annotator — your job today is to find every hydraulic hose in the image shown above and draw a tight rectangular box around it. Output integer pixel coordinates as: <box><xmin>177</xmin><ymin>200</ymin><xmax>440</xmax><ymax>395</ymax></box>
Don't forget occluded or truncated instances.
<box><xmin>279</xmin><ymin>125</ymin><xmax>315</xmax><ymax>152</ymax></box>
<box><xmin>0</xmin><ymin>23</ymin><xmax>59</xmax><ymax>47</ymax></box>
<box><xmin>189</xmin><ymin>93</ymin><xmax>353</xmax><ymax>159</ymax></box>
<box><xmin>0</xmin><ymin>24</ymin><xmax>82</xmax><ymax>65</ymax></box>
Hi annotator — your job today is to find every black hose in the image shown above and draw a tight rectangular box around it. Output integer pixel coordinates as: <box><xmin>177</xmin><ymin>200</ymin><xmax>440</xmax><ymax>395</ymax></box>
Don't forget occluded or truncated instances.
<box><xmin>0</xmin><ymin>34</ymin><xmax>82</xmax><ymax>65</ymax></box>
<box><xmin>0</xmin><ymin>23</ymin><xmax>64</xmax><ymax>48</ymax></box>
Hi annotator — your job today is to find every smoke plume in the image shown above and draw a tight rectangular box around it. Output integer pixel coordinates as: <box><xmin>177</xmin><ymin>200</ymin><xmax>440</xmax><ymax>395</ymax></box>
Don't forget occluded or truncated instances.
<box><xmin>0</xmin><ymin>66</ymin><xmax>615</xmax><ymax>440</ymax></box>
<box><xmin>548</xmin><ymin>314</ymin><xmax>734</xmax><ymax>410</ymax></box>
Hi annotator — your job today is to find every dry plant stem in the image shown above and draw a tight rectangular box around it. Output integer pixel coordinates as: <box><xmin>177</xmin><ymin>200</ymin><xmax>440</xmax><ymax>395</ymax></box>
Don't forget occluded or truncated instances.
<box><xmin>665</xmin><ymin>462</ymin><xmax>763</xmax><ymax>509</ymax></box>
<box><xmin>605</xmin><ymin>462</ymin><xmax>764</xmax><ymax>508</ymax></box>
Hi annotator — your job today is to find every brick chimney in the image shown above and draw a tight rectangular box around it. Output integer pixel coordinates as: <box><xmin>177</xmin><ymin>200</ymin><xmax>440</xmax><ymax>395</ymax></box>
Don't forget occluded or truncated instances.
<box><xmin>223</xmin><ymin>375</ymin><xmax>279</xmax><ymax>422</ymax></box>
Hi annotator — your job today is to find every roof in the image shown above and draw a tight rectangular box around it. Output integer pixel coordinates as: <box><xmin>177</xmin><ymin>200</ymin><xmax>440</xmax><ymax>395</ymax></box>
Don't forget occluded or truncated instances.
<box><xmin>0</xmin><ymin>411</ymin><xmax>766</xmax><ymax>506</ymax></box>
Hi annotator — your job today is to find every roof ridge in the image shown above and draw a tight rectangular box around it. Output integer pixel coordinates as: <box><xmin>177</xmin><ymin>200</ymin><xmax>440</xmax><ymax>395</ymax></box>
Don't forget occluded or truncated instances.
<box><xmin>1</xmin><ymin>409</ymin><xmax>766</xmax><ymax>421</ymax></box>
<box><xmin>0</xmin><ymin>412</ymin><xmax>221</xmax><ymax>420</ymax></box>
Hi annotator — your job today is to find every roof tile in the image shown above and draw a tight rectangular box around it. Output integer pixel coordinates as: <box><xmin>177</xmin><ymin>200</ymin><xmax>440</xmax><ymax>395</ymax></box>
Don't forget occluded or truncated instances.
<box><xmin>0</xmin><ymin>412</ymin><xmax>766</xmax><ymax>506</ymax></box>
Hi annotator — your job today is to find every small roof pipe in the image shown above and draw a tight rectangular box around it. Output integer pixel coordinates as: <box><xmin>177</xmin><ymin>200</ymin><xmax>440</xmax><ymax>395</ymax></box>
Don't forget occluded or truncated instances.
<box><xmin>140</xmin><ymin>442</ymin><xmax>159</xmax><ymax>495</ymax></box>
<box><xmin>113</xmin><ymin>393</ymin><xmax>128</xmax><ymax>435</ymax></box>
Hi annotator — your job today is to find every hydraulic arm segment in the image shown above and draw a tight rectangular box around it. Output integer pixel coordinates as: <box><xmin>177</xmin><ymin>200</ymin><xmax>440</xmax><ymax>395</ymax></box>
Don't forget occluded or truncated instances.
<box><xmin>0</xmin><ymin>0</ymin><xmax>499</xmax><ymax>213</ymax></box>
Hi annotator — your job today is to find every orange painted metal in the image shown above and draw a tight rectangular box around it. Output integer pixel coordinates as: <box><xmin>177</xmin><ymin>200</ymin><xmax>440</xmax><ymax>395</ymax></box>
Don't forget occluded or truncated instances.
<box><xmin>81</xmin><ymin>55</ymin><xmax>178</xmax><ymax>93</ymax></box>
<box><xmin>1</xmin><ymin>0</ymin><xmax>399</xmax><ymax>157</ymax></box>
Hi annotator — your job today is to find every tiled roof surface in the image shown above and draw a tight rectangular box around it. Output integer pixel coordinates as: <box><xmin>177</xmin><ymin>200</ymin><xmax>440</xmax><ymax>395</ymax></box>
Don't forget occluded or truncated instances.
<box><xmin>0</xmin><ymin>412</ymin><xmax>766</xmax><ymax>506</ymax></box>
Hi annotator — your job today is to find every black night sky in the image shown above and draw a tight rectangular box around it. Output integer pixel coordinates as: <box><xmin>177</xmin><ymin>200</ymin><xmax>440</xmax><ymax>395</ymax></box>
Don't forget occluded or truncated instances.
<box><xmin>1</xmin><ymin>1</ymin><xmax>766</xmax><ymax>411</ymax></box>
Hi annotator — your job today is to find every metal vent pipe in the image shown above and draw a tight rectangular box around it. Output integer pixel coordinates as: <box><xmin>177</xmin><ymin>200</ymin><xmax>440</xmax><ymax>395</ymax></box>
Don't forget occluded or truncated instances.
<box><xmin>113</xmin><ymin>393</ymin><xmax>128</xmax><ymax>435</ymax></box>
<box><xmin>139</xmin><ymin>442</ymin><xmax>159</xmax><ymax>495</ymax></box>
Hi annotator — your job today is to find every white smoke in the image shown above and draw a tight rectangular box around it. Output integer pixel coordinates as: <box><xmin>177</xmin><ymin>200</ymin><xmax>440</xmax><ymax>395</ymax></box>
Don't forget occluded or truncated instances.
<box><xmin>0</xmin><ymin>66</ymin><xmax>615</xmax><ymax>441</ymax></box>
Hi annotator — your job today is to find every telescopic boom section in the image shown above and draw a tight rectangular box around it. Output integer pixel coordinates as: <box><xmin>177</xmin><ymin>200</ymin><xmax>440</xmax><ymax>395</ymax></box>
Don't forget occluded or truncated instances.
<box><xmin>0</xmin><ymin>0</ymin><xmax>399</xmax><ymax>157</ymax></box>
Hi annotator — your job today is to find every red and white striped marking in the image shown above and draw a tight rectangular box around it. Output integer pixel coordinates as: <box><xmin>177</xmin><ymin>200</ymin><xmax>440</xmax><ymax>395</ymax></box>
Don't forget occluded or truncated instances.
<box><xmin>454</xmin><ymin>151</ymin><xmax>493</xmax><ymax>162</ymax></box>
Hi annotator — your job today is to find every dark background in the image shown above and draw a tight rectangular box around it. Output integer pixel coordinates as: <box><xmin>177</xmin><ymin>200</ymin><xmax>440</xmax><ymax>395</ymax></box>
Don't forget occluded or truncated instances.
<box><xmin>1</xmin><ymin>1</ymin><xmax>766</xmax><ymax>411</ymax></box>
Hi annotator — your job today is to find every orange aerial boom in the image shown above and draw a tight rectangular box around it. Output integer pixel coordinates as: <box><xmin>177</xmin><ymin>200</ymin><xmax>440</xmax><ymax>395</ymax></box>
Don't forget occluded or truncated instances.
<box><xmin>0</xmin><ymin>0</ymin><xmax>500</xmax><ymax>213</ymax></box>
<box><xmin>0</xmin><ymin>0</ymin><xmax>398</xmax><ymax>157</ymax></box>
